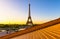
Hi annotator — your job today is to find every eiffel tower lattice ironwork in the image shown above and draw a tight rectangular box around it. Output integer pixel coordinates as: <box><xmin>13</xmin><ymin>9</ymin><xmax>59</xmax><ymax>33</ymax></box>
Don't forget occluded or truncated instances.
<box><xmin>26</xmin><ymin>1</ymin><xmax>33</xmax><ymax>26</ymax></box>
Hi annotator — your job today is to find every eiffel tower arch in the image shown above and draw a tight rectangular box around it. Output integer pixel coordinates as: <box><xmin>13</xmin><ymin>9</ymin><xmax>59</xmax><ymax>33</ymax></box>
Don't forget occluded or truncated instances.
<box><xmin>26</xmin><ymin>1</ymin><xmax>33</xmax><ymax>26</ymax></box>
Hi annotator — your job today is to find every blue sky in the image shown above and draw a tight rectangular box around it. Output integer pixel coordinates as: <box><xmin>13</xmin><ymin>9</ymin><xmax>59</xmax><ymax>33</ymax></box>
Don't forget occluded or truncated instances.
<box><xmin>0</xmin><ymin>0</ymin><xmax>60</xmax><ymax>24</ymax></box>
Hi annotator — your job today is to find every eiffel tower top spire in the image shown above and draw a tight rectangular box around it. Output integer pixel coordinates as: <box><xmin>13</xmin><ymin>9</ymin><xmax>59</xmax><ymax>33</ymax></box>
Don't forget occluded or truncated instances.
<box><xmin>28</xmin><ymin>0</ymin><xmax>30</xmax><ymax>4</ymax></box>
<box><xmin>28</xmin><ymin>0</ymin><xmax>31</xmax><ymax>17</ymax></box>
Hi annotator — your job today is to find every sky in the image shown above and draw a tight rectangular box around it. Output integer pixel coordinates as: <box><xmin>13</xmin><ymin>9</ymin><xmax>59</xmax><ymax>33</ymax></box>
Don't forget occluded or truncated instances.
<box><xmin>0</xmin><ymin>0</ymin><xmax>60</xmax><ymax>24</ymax></box>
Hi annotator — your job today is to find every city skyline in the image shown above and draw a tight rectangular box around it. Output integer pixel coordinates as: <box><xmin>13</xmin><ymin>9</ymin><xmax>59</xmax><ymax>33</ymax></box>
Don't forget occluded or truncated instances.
<box><xmin>0</xmin><ymin>0</ymin><xmax>60</xmax><ymax>24</ymax></box>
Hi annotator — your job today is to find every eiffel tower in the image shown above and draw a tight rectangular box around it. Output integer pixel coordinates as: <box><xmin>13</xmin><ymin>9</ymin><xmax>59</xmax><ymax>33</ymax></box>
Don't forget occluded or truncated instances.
<box><xmin>26</xmin><ymin>0</ymin><xmax>33</xmax><ymax>26</ymax></box>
